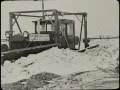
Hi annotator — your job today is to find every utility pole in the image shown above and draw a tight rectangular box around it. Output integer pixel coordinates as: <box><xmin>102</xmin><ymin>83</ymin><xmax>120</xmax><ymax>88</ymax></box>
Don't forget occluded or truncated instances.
<box><xmin>42</xmin><ymin>0</ymin><xmax>45</xmax><ymax>20</ymax></box>
<box><xmin>34</xmin><ymin>0</ymin><xmax>45</xmax><ymax>31</ymax></box>
<box><xmin>41</xmin><ymin>0</ymin><xmax>46</xmax><ymax>31</ymax></box>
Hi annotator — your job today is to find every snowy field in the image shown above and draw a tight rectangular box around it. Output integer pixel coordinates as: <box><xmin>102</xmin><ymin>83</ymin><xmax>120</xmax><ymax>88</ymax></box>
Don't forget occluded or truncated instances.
<box><xmin>1</xmin><ymin>39</ymin><xmax>119</xmax><ymax>89</ymax></box>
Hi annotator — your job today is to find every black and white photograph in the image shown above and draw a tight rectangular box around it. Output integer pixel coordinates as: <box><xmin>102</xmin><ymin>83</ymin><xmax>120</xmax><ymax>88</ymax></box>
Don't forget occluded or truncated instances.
<box><xmin>1</xmin><ymin>0</ymin><xmax>119</xmax><ymax>89</ymax></box>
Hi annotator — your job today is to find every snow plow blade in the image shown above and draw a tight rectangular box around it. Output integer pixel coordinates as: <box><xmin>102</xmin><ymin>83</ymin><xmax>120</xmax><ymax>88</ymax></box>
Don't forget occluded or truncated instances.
<box><xmin>78</xmin><ymin>44</ymin><xmax>99</xmax><ymax>52</ymax></box>
<box><xmin>1</xmin><ymin>43</ymin><xmax>58</xmax><ymax>64</ymax></box>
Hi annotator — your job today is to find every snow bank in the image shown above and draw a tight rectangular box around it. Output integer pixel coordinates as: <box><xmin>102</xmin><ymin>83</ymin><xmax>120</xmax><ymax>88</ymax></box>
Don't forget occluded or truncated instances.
<box><xmin>41</xmin><ymin>70</ymin><xmax>119</xmax><ymax>89</ymax></box>
<box><xmin>1</xmin><ymin>39</ymin><xmax>119</xmax><ymax>84</ymax></box>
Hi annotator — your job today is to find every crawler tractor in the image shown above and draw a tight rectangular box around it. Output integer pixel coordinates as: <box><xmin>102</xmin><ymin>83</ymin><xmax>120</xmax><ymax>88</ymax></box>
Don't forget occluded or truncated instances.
<box><xmin>1</xmin><ymin>9</ymin><xmax>90</xmax><ymax>62</ymax></box>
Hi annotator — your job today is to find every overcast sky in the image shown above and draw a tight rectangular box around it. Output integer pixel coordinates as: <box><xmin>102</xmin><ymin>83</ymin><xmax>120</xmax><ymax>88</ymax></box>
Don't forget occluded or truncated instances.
<box><xmin>1</xmin><ymin>0</ymin><xmax>119</xmax><ymax>39</ymax></box>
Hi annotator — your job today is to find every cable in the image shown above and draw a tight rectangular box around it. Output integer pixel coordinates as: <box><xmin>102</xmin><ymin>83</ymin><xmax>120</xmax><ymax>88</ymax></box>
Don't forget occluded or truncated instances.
<box><xmin>78</xmin><ymin>16</ymin><xmax>84</xmax><ymax>50</ymax></box>
<box><xmin>75</xmin><ymin>15</ymin><xmax>84</xmax><ymax>50</ymax></box>
<box><xmin>44</xmin><ymin>12</ymin><xmax>54</xmax><ymax>25</ymax></box>
<box><xmin>75</xmin><ymin>15</ymin><xmax>85</xmax><ymax>27</ymax></box>
<box><xmin>64</xmin><ymin>33</ymin><xmax>70</xmax><ymax>48</ymax></box>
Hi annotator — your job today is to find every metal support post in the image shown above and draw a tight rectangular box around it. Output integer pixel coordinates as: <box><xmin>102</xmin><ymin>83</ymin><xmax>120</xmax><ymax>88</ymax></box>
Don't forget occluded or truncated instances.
<box><xmin>73</xmin><ymin>23</ymin><xmax>75</xmax><ymax>49</ymax></box>
<box><xmin>84</xmin><ymin>15</ymin><xmax>89</xmax><ymax>48</ymax></box>
<box><xmin>9</xmin><ymin>13</ymin><xmax>13</xmax><ymax>49</ymax></box>
<box><xmin>54</xmin><ymin>11</ymin><xmax>59</xmax><ymax>43</ymax></box>
<box><xmin>78</xmin><ymin>16</ymin><xmax>84</xmax><ymax>50</ymax></box>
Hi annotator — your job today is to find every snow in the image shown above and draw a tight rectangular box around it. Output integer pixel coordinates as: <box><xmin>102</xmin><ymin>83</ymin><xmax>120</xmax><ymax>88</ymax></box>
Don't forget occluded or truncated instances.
<box><xmin>1</xmin><ymin>39</ymin><xmax>119</xmax><ymax>84</ymax></box>
<box><xmin>41</xmin><ymin>69</ymin><xmax>119</xmax><ymax>89</ymax></box>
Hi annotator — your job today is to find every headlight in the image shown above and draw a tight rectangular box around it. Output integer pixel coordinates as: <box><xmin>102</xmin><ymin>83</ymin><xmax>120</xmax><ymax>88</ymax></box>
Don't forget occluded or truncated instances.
<box><xmin>5</xmin><ymin>31</ymin><xmax>10</xmax><ymax>38</ymax></box>
<box><xmin>23</xmin><ymin>31</ymin><xmax>29</xmax><ymax>37</ymax></box>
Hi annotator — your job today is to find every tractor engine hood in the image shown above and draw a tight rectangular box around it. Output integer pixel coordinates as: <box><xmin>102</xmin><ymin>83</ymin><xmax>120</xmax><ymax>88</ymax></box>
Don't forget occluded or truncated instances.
<box><xmin>10</xmin><ymin>34</ymin><xmax>27</xmax><ymax>41</ymax></box>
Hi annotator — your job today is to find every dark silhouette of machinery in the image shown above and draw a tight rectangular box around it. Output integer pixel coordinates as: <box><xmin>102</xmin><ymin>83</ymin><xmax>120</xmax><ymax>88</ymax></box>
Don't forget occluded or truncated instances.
<box><xmin>1</xmin><ymin>0</ymin><xmax>92</xmax><ymax>62</ymax></box>
<box><xmin>3</xmin><ymin>9</ymin><xmax>89</xmax><ymax>50</ymax></box>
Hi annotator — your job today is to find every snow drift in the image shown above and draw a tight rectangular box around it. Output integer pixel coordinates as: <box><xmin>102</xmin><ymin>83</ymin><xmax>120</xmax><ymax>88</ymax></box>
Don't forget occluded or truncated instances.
<box><xmin>1</xmin><ymin>39</ymin><xmax>119</xmax><ymax>84</ymax></box>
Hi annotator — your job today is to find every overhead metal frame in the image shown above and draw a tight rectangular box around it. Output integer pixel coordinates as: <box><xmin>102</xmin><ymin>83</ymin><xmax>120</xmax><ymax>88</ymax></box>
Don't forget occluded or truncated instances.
<box><xmin>9</xmin><ymin>9</ymin><xmax>88</xmax><ymax>49</ymax></box>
